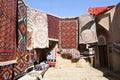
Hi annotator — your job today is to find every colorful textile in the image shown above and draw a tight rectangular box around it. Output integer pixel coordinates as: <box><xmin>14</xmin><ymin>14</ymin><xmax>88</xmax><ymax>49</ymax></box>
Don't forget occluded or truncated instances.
<box><xmin>0</xmin><ymin>67</ymin><xmax>12</xmax><ymax>80</ymax></box>
<box><xmin>25</xmin><ymin>50</ymin><xmax>34</xmax><ymax>66</ymax></box>
<box><xmin>59</xmin><ymin>18</ymin><xmax>78</xmax><ymax>49</ymax></box>
<box><xmin>27</xmin><ymin>8</ymin><xmax>49</xmax><ymax>48</ymax></box>
<box><xmin>47</xmin><ymin>44</ymin><xmax>57</xmax><ymax>60</ymax></box>
<box><xmin>71</xmin><ymin>49</ymin><xmax>80</xmax><ymax>59</ymax></box>
<box><xmin>47</xmin><ymin>14</ymin><xmax>59</xmax><ymax>41</ymax></box>
<box><xmin>14</xmin><ymin>0</ymin><xmax>28</xmax><ymax>77</ymax></box>
<box><xmin>14</xmin><ymin>48</ymin><xmax>28</xmax><ymax>75</ymax></box>
<box><xmin>60</xmin><ymin>49</ymin><xmax>73</xmax><ymax>54</ymax></box>
<box><xmin>18</xmin><ymin>0</ymin><xmax>27</xmax><ymax>53</ymax></box>
<box><xmin>88</xmin><ymin>6</ymin><xmax>114</xmax><ymax>16</ymax></box>
<box><xmin>27</xmin><ymin>8</ymin><xmax>33</xmax><ymax>50</ymax></box>
<box><xmin>14</xmin><ymin>58</ymin><xmax>28</xmax><ymax>74</ymax></box>
<box><xmin>0</xmin><ymin>0</ymin><xmax>17</xmax><ymax>66</ymax></box>
<box><xmin>79</xmin><ymin>14</ymin><xmax>98</xmax><ymax>44</ymax></box>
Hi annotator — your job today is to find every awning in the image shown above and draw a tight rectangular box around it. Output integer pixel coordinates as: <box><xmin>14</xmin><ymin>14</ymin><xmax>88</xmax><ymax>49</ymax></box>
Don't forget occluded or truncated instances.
<box><xmin>88</xmin><ymin>5</ymin><xmax>114</xmax><ymax>16</ymax></box>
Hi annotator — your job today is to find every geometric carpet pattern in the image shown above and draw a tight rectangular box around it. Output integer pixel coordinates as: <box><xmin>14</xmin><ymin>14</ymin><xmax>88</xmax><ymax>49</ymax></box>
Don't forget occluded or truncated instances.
<box><xmin>0</xmin><ymin>66</ymin><xmax>12</xmax><ymax>80</ymax></box>
<box><xmin>59</xmin><ymin>18</ymin><xmax>78</xmax><ymax>49</ymax></box>
<box><xmin>0</xmin><ymin>0</ymin><xmax>17</xmax><ymax>65</ymax></box>
<box><xmin>14</xmin><ymin>0</ymin><xmax>28</xmax><ymax>77</ymax></box>
<box><xmin>47</xmin><ymin>14</ymin><xmax>59</xmax><ymax>40</ymax></box>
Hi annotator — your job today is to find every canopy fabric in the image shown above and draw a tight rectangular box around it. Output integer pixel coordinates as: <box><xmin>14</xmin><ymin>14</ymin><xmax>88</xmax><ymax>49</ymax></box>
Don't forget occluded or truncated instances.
<box><xmin>88</xmin><ymin>5</ymin><xmax>114</xmax><ymax>16</ymax></box>
<box><xmin>79</xmin><ymin>14</ymin><xmax>98</xmax><ymax>44</ymax></box>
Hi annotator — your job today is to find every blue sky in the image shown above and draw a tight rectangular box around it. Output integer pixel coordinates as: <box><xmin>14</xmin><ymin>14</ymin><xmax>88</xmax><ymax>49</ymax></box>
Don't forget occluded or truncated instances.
<box><xmin>24</xmin><ymin>0</ymin><xmax>120</xmax><ymax>17</ymax></box>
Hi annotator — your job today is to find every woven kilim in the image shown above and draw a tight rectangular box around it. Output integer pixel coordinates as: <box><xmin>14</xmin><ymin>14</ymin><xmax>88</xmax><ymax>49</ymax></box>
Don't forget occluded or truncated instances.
<box><xmin>18</xmin><ymin>0</ymin><xmax>27</xmax><ymax>53</ymax></box>
<box><xmin>59</xmin><ymin>18</ymin><xmax>78</xmax><ymax>49</ymax></box>
<box><xmin>47</xmin><ymin>14</ymin><xmax>59</xmax><ymax>41</ymax></box>
<box><xmin>14</xmin><ymin>0</ymin><xmax>28</xmax><ymax>77</ymax></box>
<box><xmin>0</xmin><ymin>66</ymin><xmax>12</xmax><ymax>80</ymax></box>
<box><xmin>14</xmin><ymin>58</ymin><xmax>28</xmax><ymax>74</ymax></box>
<box><xmin>0</xmin><ymin>0</ymin><xmax>17</xmax><ymax>66</ymax></box>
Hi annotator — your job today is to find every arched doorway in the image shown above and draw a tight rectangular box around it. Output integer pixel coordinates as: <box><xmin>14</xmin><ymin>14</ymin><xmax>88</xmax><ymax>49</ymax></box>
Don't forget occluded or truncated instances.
<box><xmin>98</xmin><ymin>35</ymin><xmax>108</xmax><ymax>68</ymax></box>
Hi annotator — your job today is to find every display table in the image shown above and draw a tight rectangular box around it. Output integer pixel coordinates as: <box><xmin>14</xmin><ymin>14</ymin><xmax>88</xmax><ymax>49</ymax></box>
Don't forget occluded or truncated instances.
<box><xmin>18</xmin><ymin>70</ymin><xmax>43</xmax><ymax>80</ymax></box>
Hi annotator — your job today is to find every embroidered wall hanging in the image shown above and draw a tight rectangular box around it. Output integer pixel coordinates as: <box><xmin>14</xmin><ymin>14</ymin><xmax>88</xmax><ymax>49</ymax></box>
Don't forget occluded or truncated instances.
<box><xmin>27</xmin><ymin>8</ymin><xmax>49</xmax><ymax>48</ymax></box>
<box><xmin>79</xmin><ymin>14</ymin><xmax>98</xmax><ymax>44</ymax></box>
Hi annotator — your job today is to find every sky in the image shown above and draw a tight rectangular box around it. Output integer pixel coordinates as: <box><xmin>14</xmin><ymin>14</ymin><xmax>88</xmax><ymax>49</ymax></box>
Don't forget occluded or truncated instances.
<box><xmin>24</xmin><ymin>0</ymin><xmax>120</xmax><ymax>17</ymax></box>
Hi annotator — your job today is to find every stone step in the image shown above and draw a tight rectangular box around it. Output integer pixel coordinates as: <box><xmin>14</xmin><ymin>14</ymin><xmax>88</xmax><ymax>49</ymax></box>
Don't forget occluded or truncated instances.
<box><xmin>43</xmin><ymin>67</ymin><xmax>104</xmax><ymax>79</ymax></box>
<box><xmin>43</xmin><ymin>76</ymin><xmax>109</xmax><ymax>80</ymax></box>
<box><xmin>56</xmin><ymin>56</ymin><xmax>91</xmax><ymax>68</ymax></box>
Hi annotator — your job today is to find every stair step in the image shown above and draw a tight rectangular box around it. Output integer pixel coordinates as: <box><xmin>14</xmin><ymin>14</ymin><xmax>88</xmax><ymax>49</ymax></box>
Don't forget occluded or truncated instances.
<box><xmin>43</xmin><ymin>77</ymin><xmax>109</xmax><ymax>80</ymax></box>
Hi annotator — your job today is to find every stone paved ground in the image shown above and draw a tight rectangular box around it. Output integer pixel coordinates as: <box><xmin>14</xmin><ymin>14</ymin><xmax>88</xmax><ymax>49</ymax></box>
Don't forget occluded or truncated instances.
<box><xmin>42</xmin><ymin>54</ymin><xmax>117</xmax><ymax>80</ymax></box>
<box><xmin>43</xmin><ymin>67</ymin><xmax>110</xmax><ymax>80</ymax></box>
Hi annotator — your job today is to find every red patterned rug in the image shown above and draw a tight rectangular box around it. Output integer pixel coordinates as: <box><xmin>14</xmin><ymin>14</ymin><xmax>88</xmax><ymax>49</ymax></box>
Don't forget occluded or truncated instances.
<box><xmin>59</xmin><ymin>18</ymin><xmax>78</xmax><ymax>49</ymax></box>
<box><xmin>0</xmin><ymin>0</ymin><xmax>17</xmax><ymax>65</ymax></box>
<box><xmin>47</xmin><ymin>14</ymin><xmax>59</xmax><ymax>40</ymax></box>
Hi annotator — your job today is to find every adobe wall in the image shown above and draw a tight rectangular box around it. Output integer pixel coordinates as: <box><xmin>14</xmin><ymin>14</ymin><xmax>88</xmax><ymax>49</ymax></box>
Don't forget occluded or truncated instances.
<box><xmin>96</xmin><ymin>3</ymin><xmax>120</xmax><ymax>72</ymax></box>
<box><xmin>111</xmin><ymin>3</ymin><xmax>120</xmax><ymax>72</ymax></box>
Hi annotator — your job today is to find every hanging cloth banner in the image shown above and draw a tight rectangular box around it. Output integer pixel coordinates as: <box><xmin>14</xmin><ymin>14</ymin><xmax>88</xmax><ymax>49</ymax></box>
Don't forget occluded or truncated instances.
<box><xmin>79</xmin><ymin>14</ymin><xmax>98</xmax><ymax>44</ymax></box>
<box><xmin>27</xmin><ymin>8</ymin><xmax>49</xmax><ymax>48</ymax></box>
<box><xmin>0</xmin><ymin>0</ymin><xmax>17</xmax><ymax>66</ymax></box>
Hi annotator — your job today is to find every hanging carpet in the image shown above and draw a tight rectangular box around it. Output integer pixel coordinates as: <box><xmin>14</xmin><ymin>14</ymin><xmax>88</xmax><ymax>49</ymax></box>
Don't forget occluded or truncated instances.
<box><xmin>59</xmin><ymin>18</ymin><xmax>78</xmax><ymax>55</ymax></box>
<box><xmin>59</xmin><ymin>18</ymin><xmax>78</xmax><ymax>49</ymax></box>
<box><xmin>0</xmin><ymin>0</ymin><xmax>17</xmax><ymax>66</ymax></box>
<box><xmin>79</xmin><ymin>14</ymin><xmax>98</xmax><ymax>44</ymax></box>
<box><xmin>88</xmin><ymin>5</ymin><xmax>114</xmax><ymax>16</ymax></box>
<box><xmin>0</xmin><ymin>66</ymin><xmax>12</xmax><ymax>80</ymax></box>
<box><xmin>14</xmin><ymin>0</ymin><xmax>28</xmax><ymax>77</ymax></box>
<box><xmin>27</xmin><ymin>8</ymin><xmax>49</xmax><ymax>49</ymax></box>
<box><xmin>47</xmin><ymin>14</ymin><xmax>59</xmax><ymax>41</ymax></box>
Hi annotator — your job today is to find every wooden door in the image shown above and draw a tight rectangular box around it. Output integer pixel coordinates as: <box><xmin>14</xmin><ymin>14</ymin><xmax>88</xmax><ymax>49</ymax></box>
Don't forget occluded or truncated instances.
<box><xmin>99</xmin><ymin>45</ymin><xmax>108</xmax><ymax>68</ymax></box>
